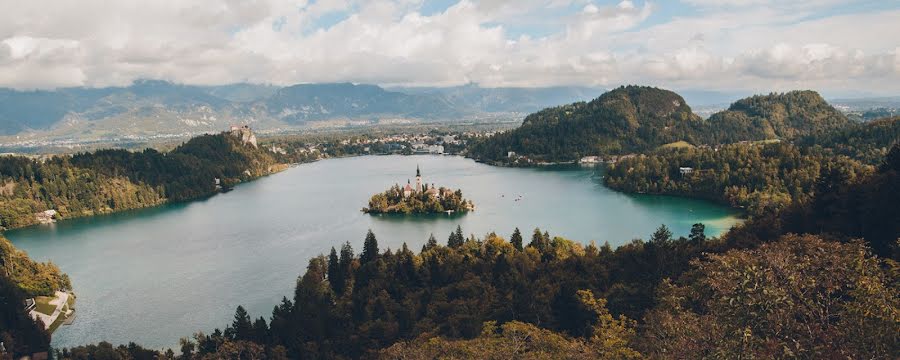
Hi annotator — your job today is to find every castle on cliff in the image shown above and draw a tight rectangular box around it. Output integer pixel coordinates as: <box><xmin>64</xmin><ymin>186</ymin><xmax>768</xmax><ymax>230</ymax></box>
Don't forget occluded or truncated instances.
<box><xmin>229</xmin><ymin>125</ymin><xmax>258</xmax><ymax>148</ymax></box>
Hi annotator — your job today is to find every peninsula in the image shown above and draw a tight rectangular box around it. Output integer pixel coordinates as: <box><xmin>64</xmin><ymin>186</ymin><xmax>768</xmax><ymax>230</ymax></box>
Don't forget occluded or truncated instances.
<box><xmin>363</xmin><ymin>166</ymin><xmax>474</xmax><ymax>214</ymax></box>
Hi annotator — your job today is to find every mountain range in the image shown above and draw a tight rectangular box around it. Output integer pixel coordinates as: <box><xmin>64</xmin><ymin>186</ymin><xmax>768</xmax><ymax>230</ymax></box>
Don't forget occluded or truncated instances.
<box><xmin>0</xmin><ymin>81</ymin><xmax>603</xmax><ymax>144</ymax></box>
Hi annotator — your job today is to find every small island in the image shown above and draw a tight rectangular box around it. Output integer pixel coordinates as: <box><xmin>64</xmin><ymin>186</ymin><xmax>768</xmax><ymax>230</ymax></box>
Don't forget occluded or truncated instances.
<box><xmin>363</xmin><ymin>166</ymin><xmax>475</xmax><ymax>214</ymax></box>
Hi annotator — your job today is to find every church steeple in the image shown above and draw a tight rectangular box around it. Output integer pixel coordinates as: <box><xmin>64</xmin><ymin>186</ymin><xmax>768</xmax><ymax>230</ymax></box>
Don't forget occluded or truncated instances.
<box><xmin>415</xmin><ymin>165</ymin><xmax>422</xmax><ymax>192</ymax></box>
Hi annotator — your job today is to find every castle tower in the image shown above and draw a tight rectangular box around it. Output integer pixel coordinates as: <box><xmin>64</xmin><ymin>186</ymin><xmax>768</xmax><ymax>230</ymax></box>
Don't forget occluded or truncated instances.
<box><xmin>415</xmin><ymin>165</ymin><xmax>422</xmax><ymax>192</ymax></box>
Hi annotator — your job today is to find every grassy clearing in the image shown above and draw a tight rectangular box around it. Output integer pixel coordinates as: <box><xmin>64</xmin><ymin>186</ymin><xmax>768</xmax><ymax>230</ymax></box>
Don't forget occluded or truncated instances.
<box><xmin>34</xmin><ymin>296</ymin><xmax>56</xmax><ymax>315</ymax></box>
<box><xmin>659</xmin><ymin>141</ymin><xmax>695</xmax><ymax>150</ymax></box>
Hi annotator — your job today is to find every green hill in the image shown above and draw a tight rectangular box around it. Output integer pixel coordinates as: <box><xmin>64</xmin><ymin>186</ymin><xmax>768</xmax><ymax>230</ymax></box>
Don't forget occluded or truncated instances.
<box><xmin>0</xmin><ymin>131</ymin><xmax>279</xmax><ymax>230</ymax></box>
<box><xmin>703</xmin><ymin>90</ymin><xmax>849</xmax><ymax>144</ymax></box>
<box><xmin>469</xmin><ymin>87</ymin><xmax>852</xmax><ymax>164</ymax></box>
<box><xmin>468</xmin><ymin>85</ymin><xmax>702</xmax><ymax>162</ymax></box>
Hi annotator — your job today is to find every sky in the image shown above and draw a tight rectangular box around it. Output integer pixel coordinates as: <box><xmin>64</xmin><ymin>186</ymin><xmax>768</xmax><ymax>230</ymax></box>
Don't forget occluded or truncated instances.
<box><xmin>1</xmin><ymin>0</ymin><xmax>899</xmax><ymax>96</ymax></box>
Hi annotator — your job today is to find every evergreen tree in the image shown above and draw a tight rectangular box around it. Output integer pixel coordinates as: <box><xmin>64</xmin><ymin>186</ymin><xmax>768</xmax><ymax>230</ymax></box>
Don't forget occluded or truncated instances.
<box><xmin>529</xmin><ymin>228</ymin><xmax>549</xmax><ymax>252</ymax></box>
<box><xmin>510</xmin><ymin>228</ymin><xmax>523</xmax><ymax>251</ymax></box>
<box><xmin>689</xmin><ymin>223</ymin><xmax>706</xmax><ymax>244</ymax></box>
<box><xmin>252</xmin><ymin>317</ymin><xmax>269</xmax><ymax>344</ymax></box>
<box><xmin>649</xmin><ymin>225</ymin><xmax>672</xmax><ymax>244</ymax></box>
<box><xmin>327</xmin><ymin>247</ymin><xmax>342</xmax><ymax>295</ymax></box>
<box><xmin>448</xmin><ymin>225</ymin><xmax>465</xmax><ymax>248</ymax></box>
<box><xmin>423</xmin><ymin>233</ymin><xmax>438</xmax><ymax>252</ymax></box>
<box><xmin>231</xmin><ymin>306</ymin><xmax>252</xmax><ymax>341</ymax></box>
<box><xmin>361</xmin><ymin>230</ymin><xmax>379</xmax><ymax>264</ymax></box>
<box><xmin>337</xmin><ymin>242</ymin><xmax>354</xmax><ymax>295</ymax></box>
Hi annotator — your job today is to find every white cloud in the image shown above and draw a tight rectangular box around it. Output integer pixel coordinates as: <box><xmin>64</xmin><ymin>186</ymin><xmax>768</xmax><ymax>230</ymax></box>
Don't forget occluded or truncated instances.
<box><xmin>0</xmin><ymin>0</ymin><xmax>897</xmax><ymax>94</ymax></box>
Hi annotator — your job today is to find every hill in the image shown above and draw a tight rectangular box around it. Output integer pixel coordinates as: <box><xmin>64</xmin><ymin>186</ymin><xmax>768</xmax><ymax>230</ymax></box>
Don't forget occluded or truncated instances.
<box><xmin>468</xmin><ymin>87</ymin><xmax>853</xmax><ymax>163</ymax></box>
<box><xmin>703</xmin><ymin>90</ymin><xmax>850</xmax><ymax>144</ymax></box>
<box><xmin>0</xmin><ymin>131</ymin><xmax>279</xmax><ymax>230</ymax></box>
<box><xmin>467</xmin><ymin>85</ymin><xmax>702</xmax><ymax>162</ymax></box>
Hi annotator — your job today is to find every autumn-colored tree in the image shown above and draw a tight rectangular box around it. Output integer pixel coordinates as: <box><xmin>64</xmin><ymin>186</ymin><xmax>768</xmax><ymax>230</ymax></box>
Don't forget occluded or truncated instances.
<box><xmin>642</xmin><ymin>234</ymin><xmax>900</xmax><ymax>359</ymax></box>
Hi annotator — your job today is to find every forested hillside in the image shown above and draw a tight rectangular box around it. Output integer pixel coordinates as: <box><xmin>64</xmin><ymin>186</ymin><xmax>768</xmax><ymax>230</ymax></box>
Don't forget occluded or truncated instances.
<box><xmin>604</xmin><ymin>142</ymin><xmax>873</xmax><ymax>217</ymax></box>
<box><xmin>467</xmin><ymin>86</ymin><xmax>703</xmax><ymax>162</ymax></box>
<box><xmin>1</xmin><ymin>234</ymin><xmax>69</xmax><ymax>357</ymax></box>
<box><xmin>0</xmin><ymin>132</ymin><xmax>278</xmax><ymax>230</ymax></box>
<box><xmin>796</xmin><ymin>116</ymin><xmax>900</xmax><ymax>164</ymax></box>
<box><xmin>604</xmin><ymin>117</ymin><xmax>900</xmax><ymax>218</ymax></box>
<box><xmin>468</xmin><ymin>87</ymin><xmax>853</xmax><ymax>164</ymax></box>
<box><xmin>702</xmin><ymin>90</ymin><xmax>849</xmax><ymax>144</ymax></box>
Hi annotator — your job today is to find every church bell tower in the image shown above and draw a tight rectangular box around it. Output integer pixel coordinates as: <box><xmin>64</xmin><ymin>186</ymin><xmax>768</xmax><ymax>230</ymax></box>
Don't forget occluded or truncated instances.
<box><xmin>415</xmin><ymin>165</ymin><xmax>422</xmax><ymax>192</ymax></box>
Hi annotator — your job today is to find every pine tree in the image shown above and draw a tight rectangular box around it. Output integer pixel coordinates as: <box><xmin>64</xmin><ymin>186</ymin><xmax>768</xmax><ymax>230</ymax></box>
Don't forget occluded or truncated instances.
<box><xmin>361</xmin><ymin>229</ymin><xmax>379</xmax><ymax>264</ymax></box>
<box><xmin>448</xmin><ymin>225</ymin><xmax>465</xmax><ymax>248</ymax></box>
<box><xmin>423</xmin><ymin>233</ymin><xmax>438</xmax><ymax>252</ymax></box>
<box><xmin>650</xmin><ymin>224</ymin><xmax>672</xmax><ymax>244</ymax></box>
<box><xmin>231</xmin><ymin>305</ymin><xmax>252</xmax><ymax>341</ymax></box>
<box><xmin>337</xmin><ymin>242</ymin><xmax>354</xmax><ymax>294</ymax></box>
<box><xmin>529</xmin><ymin>228</ymin><xmax>549</xmax><ymax>252</ymax></box>
<box><xmin>327</xmin><ymin>247</ymin><xmax>342</xmax><ymax>294</ymax></box>
<box><xmin>252</xmin><ymin>317</ymin><xmax>269</xmax><ymax>344</ymax></box>
<box><xmin>510</xmin><ymin>227</ymin><xmax>523</xmax><ymax>251</ymax></box>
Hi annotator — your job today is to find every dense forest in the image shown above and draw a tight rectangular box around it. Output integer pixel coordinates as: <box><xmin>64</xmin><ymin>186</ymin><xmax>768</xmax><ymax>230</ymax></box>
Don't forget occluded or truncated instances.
<box><xmin>604</xmin><ymin>142</ymin><xmax>873</xmax><ymax>217</ymax></box>
<box><xmin>604</xmin><ymin>117</ymin><xmax>900</xmax><ymax>218</ymax></box>
<box><xmin>0</xmin><ymin>132</ymin><xmax>279</xmax><ymax>230</ymax></box>
<box><xmin>467</xmin><ymin>87</ymin><xmax>852</xmax><ymax>164</ymax></box>
<box><xmin>796</xmin><ymin>116</ymin><xmax>900</xmax><ymax>164</ymax></box>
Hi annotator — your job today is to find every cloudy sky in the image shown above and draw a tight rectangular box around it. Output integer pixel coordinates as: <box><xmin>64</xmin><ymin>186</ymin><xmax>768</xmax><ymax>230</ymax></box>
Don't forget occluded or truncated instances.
<box><xmin>1</xmin><ymin>0</ymin><xmax>899</xmax><ymax>95</ymax></box>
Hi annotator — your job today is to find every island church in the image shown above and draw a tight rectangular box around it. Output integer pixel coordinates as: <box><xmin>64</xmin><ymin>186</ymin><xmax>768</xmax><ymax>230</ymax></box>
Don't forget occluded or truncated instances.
<box><xmin>402</xmin><ymin>166</ymin><xmax>450</xmax><ymax>199</ymax></box>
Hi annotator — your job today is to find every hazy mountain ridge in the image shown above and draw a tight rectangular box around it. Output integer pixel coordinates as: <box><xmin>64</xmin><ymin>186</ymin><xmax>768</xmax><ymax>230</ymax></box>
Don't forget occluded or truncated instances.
<box><xmin>0</xmin><ymin>81</ymin><xmax>603</xmax><ymax>143</ymax></box>
<box><xmin>391</xmin><ymin>84</ymin><xmax>601</xmax><ymax>113</ymax></box>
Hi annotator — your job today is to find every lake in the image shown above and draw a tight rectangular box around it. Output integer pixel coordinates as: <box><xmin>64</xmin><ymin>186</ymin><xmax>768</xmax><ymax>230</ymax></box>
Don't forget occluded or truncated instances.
<box><xmin>6</xmin><ymin>155</ymin><xmax>741</xmax><ymax>350</ymax></box>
